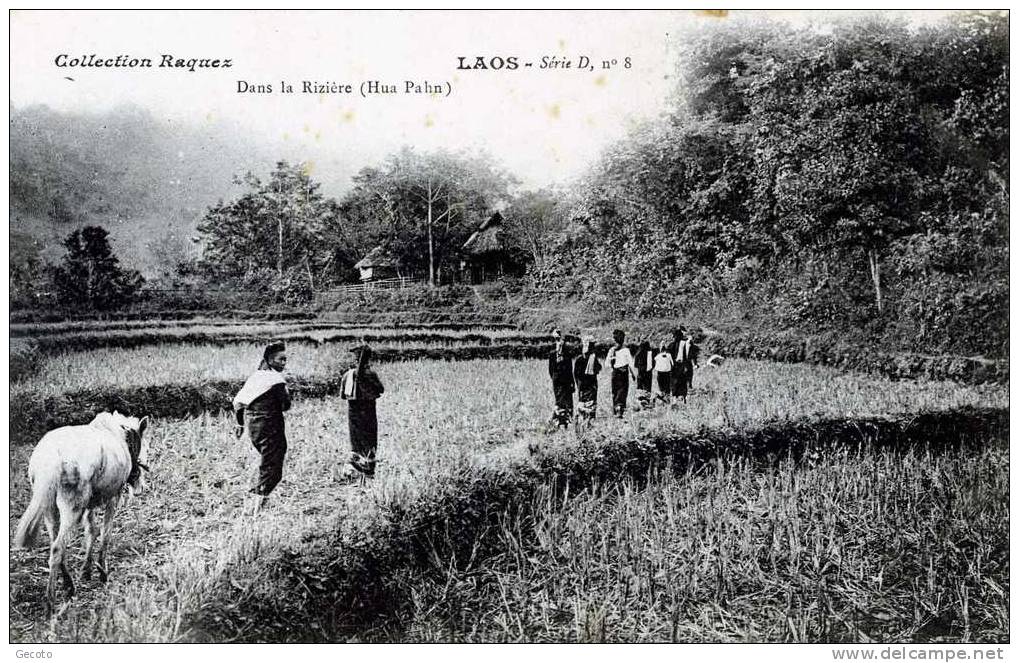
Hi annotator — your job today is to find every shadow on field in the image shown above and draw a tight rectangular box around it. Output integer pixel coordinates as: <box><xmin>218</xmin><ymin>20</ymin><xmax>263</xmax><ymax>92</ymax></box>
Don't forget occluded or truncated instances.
<box><xmin>186</xmin><ymin>406</ymin><xmax>1008</xmax><ymax>643</ymax></box>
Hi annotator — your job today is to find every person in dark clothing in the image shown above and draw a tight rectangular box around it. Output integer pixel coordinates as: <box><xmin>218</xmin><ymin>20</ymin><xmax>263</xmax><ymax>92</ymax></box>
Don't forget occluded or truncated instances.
<box><xmin>547</xmin><ymin>329</ymin><xmax>575</xmax><ymax>430</ymax></box>
<box><xmin>233</xmin><ymin>341</ymin><xmax>291</xmax><ymax>512</ymax></box>
<box><xmin>605</xmin><ymin>329</ymin><xmax>636</xmax><ymax>418</ymax></box>
<box><xmin>686</xmin><ymin>334</ymin><xmax>702</xmax><ymax>392</ymax></box>
<box><xmin>573</xmin><ymin>334</ymin><xmax>601</xmax><ymax>428</ymax></box>
<box><xmin>634</xmin><ymin>339</ymin><xmax>654</xmax><ymax>410</ymax></box>
<box><xmin>668</xmin><ymin>328</ymin><xmax>695</xmax><ymax>403</ymax></box>
<box><xmin>341</xmin><ymin>345</ymin><xmax>385</xmax><ymax>479</ymax></box>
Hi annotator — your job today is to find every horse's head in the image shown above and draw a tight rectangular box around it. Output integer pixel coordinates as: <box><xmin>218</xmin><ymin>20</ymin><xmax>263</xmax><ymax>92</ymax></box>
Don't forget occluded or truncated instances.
<box><xmin>107</xmin><ymin>412</ymin><xmax>150</xmax><ymax>495</ymax></box>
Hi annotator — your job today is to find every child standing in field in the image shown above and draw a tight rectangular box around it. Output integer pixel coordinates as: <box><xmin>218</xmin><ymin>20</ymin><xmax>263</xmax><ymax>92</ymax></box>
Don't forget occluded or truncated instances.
<box><xmin>547</xmin><ymin>329</ymin><xmax>575</xmax><ymax>431</ymax></box>
<box><xmin>233</xmin><ymin>340</ymin><xmax>291</xmax><ymax>513</ymax></box>
<box><xmin>573</xmin><ymin>333</ymin><xmax>601</xmax><ymax>427</ymax></box>
<box><xmin>634</xmin><ymin>339</ymin><xmax>654</xmax><ymax>410</ymax></box>
<box><xmin>341</xmin><ymin>345</ymin><xmax>385</xmax><ymax>479</ymax></box>
<box><xmin>653</xmin><ymin>342</ymin><xmax>674</xmax><ymax>406</ymax></box>
<box><xmin>605</xmin><ymin>329</ymin><xmax>636</xmax><ymax>418</ymax></box>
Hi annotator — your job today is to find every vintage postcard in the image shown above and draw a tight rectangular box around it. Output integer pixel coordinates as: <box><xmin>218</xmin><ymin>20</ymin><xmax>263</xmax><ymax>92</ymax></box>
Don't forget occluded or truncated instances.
<box><xmin>7</xmin><ymin>8</ymin><xmax>1009</xmax><ymax>656</ymax></box>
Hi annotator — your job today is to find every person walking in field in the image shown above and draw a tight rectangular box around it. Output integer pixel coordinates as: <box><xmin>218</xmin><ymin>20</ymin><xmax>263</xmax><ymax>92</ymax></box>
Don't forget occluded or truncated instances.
<box><xmin>547</xmin><ymin>329</ymin><xmax>575</xmax><ymax>431</ymax></box>
<box><xmin>605</xmin><ymin>329</ymin><xmax>636</xmax><ymax>418</ymax></box>
<box><xmin>341</xmin><ymin>345</ymin><xmax>385</xmax><ymax>479</ymax></box>
<box><xmin>652</xmin><ymin>341</ymin><xmax>674</xmax><ymax>406</ymax></box>
<box><xmin>573</xmin><ymin>333</ymin><xmax>601</xmax><ymax>428</ymax></box>
<box><xmin>634</xmin><ymin>339</ymin><xmax>654</xmax><ymax>410</ymax></box>
<box><xmin>233</xmin><ymin>341</ymin><xmax>291</xmax><ymax>512</ymax></box>
<box><xmin>685</xmin><ymin>332</ymin><xmax>703</xmax><ymax>392</ymax></box>
<box><xmin>668</xmin><ymin>328</ymin><xmax>695</xmax><ymax>404</ymax></box>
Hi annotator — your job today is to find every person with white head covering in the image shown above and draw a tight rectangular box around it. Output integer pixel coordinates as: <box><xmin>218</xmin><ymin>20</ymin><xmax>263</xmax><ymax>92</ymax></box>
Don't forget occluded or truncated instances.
<box><xmin>233</xmin><ymin>341</ymin><xmax>291</xmax><ymax>510</ymax></box>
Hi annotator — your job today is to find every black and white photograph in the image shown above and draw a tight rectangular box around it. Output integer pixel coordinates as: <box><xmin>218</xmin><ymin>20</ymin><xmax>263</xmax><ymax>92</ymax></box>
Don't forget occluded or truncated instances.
<box><xmin>7</xmin><ymin>8</ymin><xmax>1010</xmax><ymax>654</ymax></box>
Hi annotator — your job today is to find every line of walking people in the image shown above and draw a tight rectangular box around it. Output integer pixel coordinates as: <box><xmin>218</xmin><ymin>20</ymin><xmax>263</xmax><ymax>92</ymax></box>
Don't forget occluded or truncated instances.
<box><xmin>548</xmin><ymin>327</ymin><xmax>701</xmax><ymax>431</ymax></box>
<box><xmin>232</xmin><ymin>327</ymin><xmax>703</xmax><ymax>514</ymax></box>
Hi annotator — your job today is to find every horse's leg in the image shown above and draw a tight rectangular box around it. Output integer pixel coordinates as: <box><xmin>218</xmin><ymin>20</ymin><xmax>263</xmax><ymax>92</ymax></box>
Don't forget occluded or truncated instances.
<box><xmin>96</xmin><ymin>499</ymin><xmax>118</xmax><ymax>583</ymax></box>
<box><xmin>43</xmin><ymin>501</ymin><xmax>59</xmax><ymax>615</ymax></box>
<box><xmin>53</xmin><ymin>492</ymin><xmax>84</xmax><ymax>601</ymax></box>
<box><xmin>80</xmin><ymin>508</ymin><xmax>98</xmax><ymax>582</ymax></box>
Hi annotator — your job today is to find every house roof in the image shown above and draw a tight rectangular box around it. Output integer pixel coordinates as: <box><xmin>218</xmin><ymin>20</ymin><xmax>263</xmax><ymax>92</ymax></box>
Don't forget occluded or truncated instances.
<box><xmin>354</xmin><ymin>245</ymin><xmax>400</xmax><ymax>270</ymax></box>
<box><xmin>462</xmin><ymin>212</ymin><xmax>507</xmax><ymax>256</ymax></box>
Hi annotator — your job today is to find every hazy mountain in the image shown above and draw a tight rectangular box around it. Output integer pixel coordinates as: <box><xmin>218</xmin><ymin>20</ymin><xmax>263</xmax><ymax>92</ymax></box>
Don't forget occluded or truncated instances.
<box><xmin>10</xmin><ymin>104</ymin><xmax>289</xmax><ymax>276</ymax></box>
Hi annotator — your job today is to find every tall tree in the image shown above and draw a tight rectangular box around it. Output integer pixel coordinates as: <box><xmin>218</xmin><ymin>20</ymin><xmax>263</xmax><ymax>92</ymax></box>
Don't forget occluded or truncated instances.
<box><xmin>341</xmin><ymin>147</ymin><xmax>515</xmax><ymax>285</ymax></box>
<box><xmin>501</xmin><ymin>188</ymin><xmax>573</xmax><ymax>275</ymax></box>
<box><xmin>197</xmin><ymin>161</ymin><xmax>338</xmax><ymax>297</ymax></box>
<box><xmin>51</xmin><ymin>226</ymin><xmax>143</xmax><ymax>310</ymax></box>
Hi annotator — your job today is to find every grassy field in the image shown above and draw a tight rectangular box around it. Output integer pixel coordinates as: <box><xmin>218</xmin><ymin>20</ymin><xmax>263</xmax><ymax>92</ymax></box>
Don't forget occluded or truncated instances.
<box><xmin>8</xmin><ymin>357</ymin><xmax>1007</xmax><ymax>642</ymax></box>
<box><xmin>10</xmin><ymin>341</ymin><xmax>541</xmax><ymax>397</ymax></box>
<box><xmin>394</xmin><ymin>438</ymin><xmax>1008</xmax><ymax>642</ymax></box>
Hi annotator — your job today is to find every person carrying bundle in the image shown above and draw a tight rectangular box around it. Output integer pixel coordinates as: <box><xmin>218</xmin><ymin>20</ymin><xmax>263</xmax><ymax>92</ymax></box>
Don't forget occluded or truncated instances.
<box><xmin>605</xmin><ymin>329</ymin><xmax>636</xmax><ymax>418</ymax></box>
<box><xmin>341</xmin><ymin>345</ymin><xmax>385</xmax><ymax>479</ymax></box>
<box><xmin>547</xmin><ymin>329</ymin><xmax>575</xmax><ymax>431</ymax></box>
<box><xmin>573</xmin><ymin>333</ymin><xmax>602</xmax><ymax>427</ymax></box>
<box><xmin>233</xmin><ymin>340</ymin><xmax>291</xmax><ymax>512</ymax></box>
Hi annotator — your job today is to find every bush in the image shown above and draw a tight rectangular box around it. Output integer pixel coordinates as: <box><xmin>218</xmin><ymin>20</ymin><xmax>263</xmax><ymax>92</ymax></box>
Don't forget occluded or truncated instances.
<box><xmin>10</xmin><ymin>339</ymin><xmax>41</xmax><ymax>382</ymax></box>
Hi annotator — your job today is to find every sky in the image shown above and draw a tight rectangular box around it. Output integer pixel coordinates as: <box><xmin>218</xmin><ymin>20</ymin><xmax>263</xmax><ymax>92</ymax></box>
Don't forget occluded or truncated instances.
<box><xmin>9</xmin><ymin>10</ymin><xmax>959</xmax><ymax>192</ymax></box>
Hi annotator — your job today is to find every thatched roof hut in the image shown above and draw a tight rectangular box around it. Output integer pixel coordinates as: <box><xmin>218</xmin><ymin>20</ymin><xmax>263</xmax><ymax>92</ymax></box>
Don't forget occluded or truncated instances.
<box><xmin>354</xmin><ymin>245</ymin><xmax>401</xmax><ymax>281</ymax></box>
<box><xmin>462</xmin><ymin>211</ymin><xmax>508</xmax><ymax>256</ymax></box>
<box><xmin>461</xmin><ymin>212</ymin><xmax>523</xmax><ymax>283</ymax></box>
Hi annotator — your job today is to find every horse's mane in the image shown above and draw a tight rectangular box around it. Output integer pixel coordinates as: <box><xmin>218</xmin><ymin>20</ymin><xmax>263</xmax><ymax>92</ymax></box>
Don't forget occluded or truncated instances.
<box><xmin>90</xmin><ymin>411</ymin><xmax>141</xmax><ymax>433</ymax></box>
<box><xmin>90</xmin><ymin>411</ymin><xmax>144</xmax><ymax>484</ymax></box>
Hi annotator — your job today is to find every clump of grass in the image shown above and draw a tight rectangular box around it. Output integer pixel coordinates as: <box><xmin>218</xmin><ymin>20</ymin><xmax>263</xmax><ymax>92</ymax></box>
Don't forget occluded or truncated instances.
<box><xmin>391</xmin><ymin>437</ymin><xmax>1009</xmax><ymax>643</ymax></box>
<box><xmin>10</xmin><ymin>338</ymin><xmax>41</xmax><ymax>382</ymax></box>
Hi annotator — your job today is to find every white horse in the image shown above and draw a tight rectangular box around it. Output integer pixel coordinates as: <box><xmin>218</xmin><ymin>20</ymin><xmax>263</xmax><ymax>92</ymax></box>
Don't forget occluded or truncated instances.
<box><xmin>13</xmin><ymin>411</ymin><xmax>150</xmax><ymax>612</ymax></box>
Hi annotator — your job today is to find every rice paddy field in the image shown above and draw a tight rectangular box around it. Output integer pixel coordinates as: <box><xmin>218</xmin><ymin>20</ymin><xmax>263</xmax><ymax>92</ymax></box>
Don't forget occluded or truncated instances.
<box><xmin>7</xmin><ymin>318</ymin><xmax>1010</xmax><ymax>643</ymax></box>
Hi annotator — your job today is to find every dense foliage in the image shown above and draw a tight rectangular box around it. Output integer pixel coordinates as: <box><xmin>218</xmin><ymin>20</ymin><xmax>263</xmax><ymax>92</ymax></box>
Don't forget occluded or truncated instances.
<box><xmin>339</xmin><ymin>148</ymin><xmax>515</xmax><ymax>285</ymax></box>
<box><xmin>535</xmin><ymin>13</ymin><xmax>1008</xmax><ymax>357</ymax></box>
<box><xmin>50</xmin><ymin>226</ymin><xmax>144</xmax><ymax>311</ymax></box>
<box><xmin>196</xmin><ymin>162</ymin><xmax>337</xmax><ymax>304</ymax></box>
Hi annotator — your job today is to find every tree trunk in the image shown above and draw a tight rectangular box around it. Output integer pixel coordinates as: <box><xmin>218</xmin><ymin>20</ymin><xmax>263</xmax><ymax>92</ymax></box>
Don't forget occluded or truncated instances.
<box><xmin>304</xmin><ymin>257</ymin><xmax>315</xmax><ymax>294</ymax></box>
<box><xmin>86</xmin><ymin>259</ymin><xmax>95</xmax><ymax>309</ymax></box>
<box><xmin>426</xmin><ymin>181</ymin><xmax>436</xmax><ymax>286</ymax></box>
<box><xmin>277</xmin><ymin>215</ymin><xmax>284</xmax><ymax>278</ymax></box>
<box><xmin>276</xmin><ymin>182</ymin><xmax>284</xmax><ymax>279</ymax></box>
<box><xmin>868</xmin><ymin>249</ymin><xmax>883</xmax><ymax>313</ymax></box>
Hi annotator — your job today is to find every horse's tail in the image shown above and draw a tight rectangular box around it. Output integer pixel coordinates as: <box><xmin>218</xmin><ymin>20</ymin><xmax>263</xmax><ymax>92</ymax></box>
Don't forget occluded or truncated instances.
<box><xmin>13</xmin><ymin>474</ymin><xmax>57</xmax><ymax>549</ymax></box>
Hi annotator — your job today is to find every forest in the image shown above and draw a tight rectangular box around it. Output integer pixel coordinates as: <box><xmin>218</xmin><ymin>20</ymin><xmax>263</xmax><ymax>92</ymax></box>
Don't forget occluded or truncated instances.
<box><xmin>9</xmin><ymin>12</ymin><xmax>1008</xmax><ymax>358</ymax></box>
